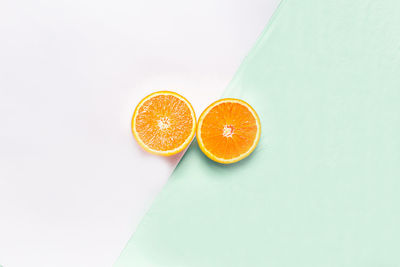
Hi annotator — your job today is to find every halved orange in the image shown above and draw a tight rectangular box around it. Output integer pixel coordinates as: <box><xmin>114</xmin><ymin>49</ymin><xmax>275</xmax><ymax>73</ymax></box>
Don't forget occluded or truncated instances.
<box><xmin>132</xmin><ymin>91</ymin><xmax>196</xmax><ymax>156</ymax></box>
<box><xmin>197</xmin><ymin>98</ymin><xmax>261</xmax><ymax>164</ymax></box>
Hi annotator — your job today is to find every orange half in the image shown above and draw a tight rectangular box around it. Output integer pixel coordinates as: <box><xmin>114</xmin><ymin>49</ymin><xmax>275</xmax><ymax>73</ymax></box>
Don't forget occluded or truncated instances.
<box><xmin>132</xmin><ymin>91</ymin><xmax>196</xmax><ymax>156</ymax></box>
<box><xmin>197</xmin><ymin>98</ymin><xmax>261</xmax><ymax>164</ymax></box>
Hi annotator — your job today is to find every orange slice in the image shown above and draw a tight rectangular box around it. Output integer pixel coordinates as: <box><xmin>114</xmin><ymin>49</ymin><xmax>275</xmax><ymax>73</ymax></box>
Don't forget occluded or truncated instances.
<box><xmin>197</xmin><ymin>98</ymin><xmax>261</xmax><ymax>164</ymax></box>
<box><xmin>132</xmin><ymin>91</ymin><xmax>196</xmax><ymax>156</ymax></box>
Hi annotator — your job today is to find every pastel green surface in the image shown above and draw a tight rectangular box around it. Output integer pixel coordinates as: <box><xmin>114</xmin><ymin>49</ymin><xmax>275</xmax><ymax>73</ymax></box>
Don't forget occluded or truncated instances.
<box><xmin>115</xmin><ymin>0</ymin><xmax>400</xmax><ymax>266</ymax></box>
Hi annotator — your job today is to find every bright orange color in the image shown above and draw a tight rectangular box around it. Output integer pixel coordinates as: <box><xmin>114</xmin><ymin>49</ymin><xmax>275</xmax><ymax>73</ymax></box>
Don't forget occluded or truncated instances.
<box><xmin>197</xmin><ymin>98</ymin><xmax>261</xmax><ymax>164</ymax></box>
<box><xmin>132</xmin><ymin>91</ymin><xmax>196</xmax><ymax>156</ymax></box>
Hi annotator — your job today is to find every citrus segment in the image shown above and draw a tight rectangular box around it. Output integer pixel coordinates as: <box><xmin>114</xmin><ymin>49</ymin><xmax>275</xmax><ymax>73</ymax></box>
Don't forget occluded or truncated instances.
<box><xmin>132</xmin><ymin>91</ymin><xmax>196</xmax><ymax>156</ymax></box>
<box><xmin>197</xmin><ymin>98</ymin><xmax>261</xmax><ymax>164</ymax></box>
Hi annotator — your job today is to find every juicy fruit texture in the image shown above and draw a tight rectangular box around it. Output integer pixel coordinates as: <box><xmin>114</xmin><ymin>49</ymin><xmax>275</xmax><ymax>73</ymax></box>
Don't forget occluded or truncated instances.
<box><xmin>197</xmin><ymin>99</ymin><xmax>261</xmax><ymax>164</ymax></box>
<box><xmin>132</xmin><ymin>91</ymin><xmax>196</xmax><ymax>156</ymax></box>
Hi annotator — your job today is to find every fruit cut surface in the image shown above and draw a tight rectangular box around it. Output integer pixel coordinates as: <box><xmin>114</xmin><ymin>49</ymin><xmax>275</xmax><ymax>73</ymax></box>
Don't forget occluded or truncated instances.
<box><xmin>132</xmin><ymin>91</ymin><xmax>196</xmax><ymax>156</ymax></box>
<box><xmin>197</xmin><ymin>98</ymin><xmax>261</xmax><ymax>164</ymax></box>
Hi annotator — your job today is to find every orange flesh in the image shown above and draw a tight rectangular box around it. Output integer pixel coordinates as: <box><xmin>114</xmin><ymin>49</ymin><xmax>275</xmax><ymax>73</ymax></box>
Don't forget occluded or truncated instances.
<box><xmin>200</xmin><ymin>102</ymin><xmax>258</xmax><ymax>160</ymax></box>
<box><xmin>135</xmin><ymin>94</ymin><xmax>194</xmax><ymax>151</ymax></box>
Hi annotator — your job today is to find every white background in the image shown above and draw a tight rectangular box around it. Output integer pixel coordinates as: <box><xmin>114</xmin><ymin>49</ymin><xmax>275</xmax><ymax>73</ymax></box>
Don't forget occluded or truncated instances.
<box><xmin>0</xmin><ymin>0</ymin><xmax>279</xmax><ymax>266</ymax></box>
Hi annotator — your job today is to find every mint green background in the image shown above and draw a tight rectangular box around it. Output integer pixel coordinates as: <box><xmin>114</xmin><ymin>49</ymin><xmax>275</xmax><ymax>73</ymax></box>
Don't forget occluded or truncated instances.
<box><xmin>115</xmin><ymin>0</ymin><xmax>400</xmax><ymax>266</ymax></box>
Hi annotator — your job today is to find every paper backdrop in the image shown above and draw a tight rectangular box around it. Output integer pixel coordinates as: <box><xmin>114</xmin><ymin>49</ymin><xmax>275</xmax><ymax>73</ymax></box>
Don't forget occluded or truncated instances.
<box><xmin>115</xmin><ymin>0</ymin><xmax>400</xmax><ymax>266</ymax></box>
